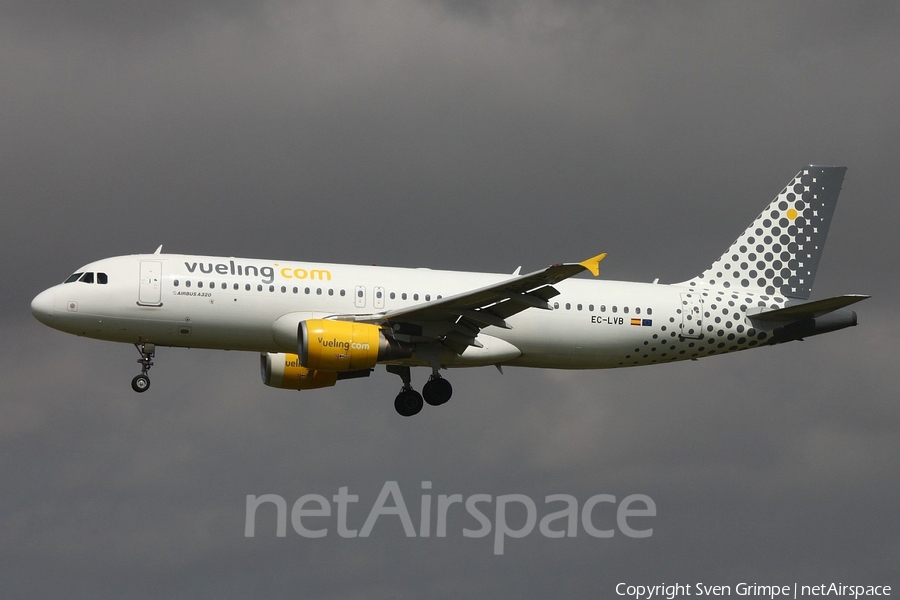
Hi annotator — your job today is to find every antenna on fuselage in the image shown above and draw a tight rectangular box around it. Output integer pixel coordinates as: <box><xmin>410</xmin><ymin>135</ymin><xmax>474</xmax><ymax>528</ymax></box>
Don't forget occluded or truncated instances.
<box><xmin>153</xmin><ymin>245</ymin><xmax>163</xmax><ymax>255</ymax></box>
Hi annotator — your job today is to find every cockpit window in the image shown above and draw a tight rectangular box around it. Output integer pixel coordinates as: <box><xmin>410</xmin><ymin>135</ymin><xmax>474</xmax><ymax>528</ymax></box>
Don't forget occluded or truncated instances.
<box><xmin>64</xmin><ymin>271</ymin><xmax>107</xmax><ymax>284</ymax></box>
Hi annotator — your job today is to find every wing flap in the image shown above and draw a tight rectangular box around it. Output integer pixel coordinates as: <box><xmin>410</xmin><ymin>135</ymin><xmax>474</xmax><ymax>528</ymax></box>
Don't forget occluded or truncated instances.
<box><xmin>449</xmin><ymin>308</ymin><xmax>511</xmax><ymax>329</ymax></box>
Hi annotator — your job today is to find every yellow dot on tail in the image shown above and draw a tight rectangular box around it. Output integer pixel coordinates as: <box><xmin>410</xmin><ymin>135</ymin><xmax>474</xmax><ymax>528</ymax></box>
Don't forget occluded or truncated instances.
<box><xmin>787</xmin><ymin>208</ymin><xmax>798</xmax><ymax>221</ymax></box>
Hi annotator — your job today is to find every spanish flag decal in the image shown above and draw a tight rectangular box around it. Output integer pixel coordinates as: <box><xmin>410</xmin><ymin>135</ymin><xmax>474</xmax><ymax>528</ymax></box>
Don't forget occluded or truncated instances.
<box><xmin>631</xmin><ymin>318</ymin><xmax>642</xmax><ymax>326</ymax></box>
<box><xmin>631</xmin><ymin>319</ymin><xmax>653</xmax><ymax>326</ymax></box>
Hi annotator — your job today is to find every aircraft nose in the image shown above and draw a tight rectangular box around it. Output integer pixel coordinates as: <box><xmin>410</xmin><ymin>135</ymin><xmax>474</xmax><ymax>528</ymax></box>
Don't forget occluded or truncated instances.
<box><xmin>31</xmin><ymin>288</ymin><xmax>56</xmax><ymax>324</ymax></box>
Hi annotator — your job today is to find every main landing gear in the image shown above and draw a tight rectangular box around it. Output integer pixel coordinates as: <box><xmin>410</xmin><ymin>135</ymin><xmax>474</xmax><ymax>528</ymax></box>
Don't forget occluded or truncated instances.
<box><xmin>387</xmin><ymin>366</ymin><xmax>453</xmax><ymax>417</ymax></box>
<box><xmin>131</xmin><ymin>342</ymin><xmax>155</xmax><ymax>393</ymax></box>
<box><xmin>423</xmin><ymin>376</ymin><xmax>452</xmax><ymax>406</ymax></box>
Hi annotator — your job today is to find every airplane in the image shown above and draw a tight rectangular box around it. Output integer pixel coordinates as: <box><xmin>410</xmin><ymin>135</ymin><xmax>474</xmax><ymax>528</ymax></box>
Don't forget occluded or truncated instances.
<box><xmin>31</xmin><ymin>166</ymin><xmax>868</xmax><ymax>416</ymax></box>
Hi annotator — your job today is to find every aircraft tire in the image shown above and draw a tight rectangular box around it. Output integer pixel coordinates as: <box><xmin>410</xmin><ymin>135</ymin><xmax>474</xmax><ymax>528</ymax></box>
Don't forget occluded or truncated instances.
<box><xmin>423</xmin><ymin>378</ymin><xmax>452</xmax><ymax>406</ymax></box>
<box><xmin>131</xmin><ymin>375</ymin><xmax>150</xmax><ymax>393</ymax></box>
<box><xmin>394</xmin><ymin>389</ymin><xmax>423</xmax><ymax>417</ymax></box>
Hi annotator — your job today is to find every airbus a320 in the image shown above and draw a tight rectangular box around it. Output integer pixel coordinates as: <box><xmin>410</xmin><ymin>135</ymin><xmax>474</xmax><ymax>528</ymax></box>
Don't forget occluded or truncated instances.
<box><xmin>31</xmin><ymin>166</ymin><xmax>868</xmax><ymax>416</ymax></box>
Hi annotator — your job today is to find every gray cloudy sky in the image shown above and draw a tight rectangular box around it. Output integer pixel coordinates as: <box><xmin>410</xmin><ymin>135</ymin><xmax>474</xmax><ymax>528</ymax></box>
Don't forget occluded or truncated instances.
<box><xmin>2</xmin><ymin>1</ymin><xmax>899</xmax><ymax>598</ymax></box>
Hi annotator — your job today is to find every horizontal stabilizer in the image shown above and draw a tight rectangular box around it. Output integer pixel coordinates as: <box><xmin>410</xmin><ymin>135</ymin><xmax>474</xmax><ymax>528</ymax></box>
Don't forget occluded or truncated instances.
<box><xmin>747</xmin><ymin>294</ymin><xmax>869</xmax><ymax>322</ymax></box>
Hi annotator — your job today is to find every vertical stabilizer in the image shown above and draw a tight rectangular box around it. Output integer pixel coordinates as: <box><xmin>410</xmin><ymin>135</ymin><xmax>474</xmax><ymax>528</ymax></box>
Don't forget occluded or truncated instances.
<box><xmin>682</xmin><ymin>166</ymin><xmax>846</xmax><ymax>300</ymax></box>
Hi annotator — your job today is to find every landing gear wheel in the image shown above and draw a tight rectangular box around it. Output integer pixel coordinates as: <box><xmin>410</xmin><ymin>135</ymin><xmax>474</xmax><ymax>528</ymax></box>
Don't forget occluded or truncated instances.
<box><xmin>131</xmin><ymin>374</ymin><xmax>151</xmax><ymax>393</ymax></box>
<box><xmin>423</xmin><ymin>377</ymin><xmax>452</xmax><ymax>406</ymax></box>
<box><xmin>394</xmin><ymin>389</ymin><xmax>424</xmax><ymax>417</ymax></box>
<box><xmin>132</xmin><ymin>342</ymin><xmax>156</xmax><ymax>393</ymax></box>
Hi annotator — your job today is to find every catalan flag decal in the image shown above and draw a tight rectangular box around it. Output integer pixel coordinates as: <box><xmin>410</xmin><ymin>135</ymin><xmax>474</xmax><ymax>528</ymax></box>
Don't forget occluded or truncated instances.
<box><xmin>631</xmin><ymin>318</ymin><xmax>653</xmax><ymax>326</ymax></box>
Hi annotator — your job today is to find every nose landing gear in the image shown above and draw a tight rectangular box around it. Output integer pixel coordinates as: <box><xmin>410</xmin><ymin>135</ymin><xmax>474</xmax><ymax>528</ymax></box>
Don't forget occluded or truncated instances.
<box><xmin>131</xmin><ymin>342</ymin><xmax>155</xmax><ymax>393</ymax></box>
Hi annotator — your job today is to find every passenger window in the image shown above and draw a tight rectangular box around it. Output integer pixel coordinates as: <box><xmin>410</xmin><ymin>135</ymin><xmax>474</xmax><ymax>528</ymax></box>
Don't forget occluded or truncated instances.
<box><xmin>222</xmin><ymin>283</ymin><xmax>227</xmax><ymax>290</ymax></box>
<box><xmin>612</xmin><ymin>306</ymin><xmax>617</xmax><ymax>313</ymax></box>
<box><xmin>425</xmin><ymin>294</ymin><xmax>431</xmax><ymax>301</ymax></box>
<box><xmin>97</xmin><ymin>273</ymin><xmax>108</xmax><ymax>284</ymax></box>
<box><xmin>198</xmin><ymin>281</ymin><xmax>204</xmax><ymax>289</ymax></box>
<box><xmin>589</xmin><ymin>304</ymin><xmax>594</xmax><ymax>311</ymax></box>
<box><xmin>390</xmin><ymin>292</ymin><xmax>396</xmax><ymax>300</ymax></box>
<box><xmin>402</xmin><ymin>293</ymin><xmax>407</xmax><ymax>300</ymax></box>
<box><xmin>234</xmin><ymin>283</ymin><xmax>239</xmax><ymax>290</ymax></box>
<box><xmin>174</xmin><ymin>280</ymin><xmax>180</xmax><ymax>287</ymax></box>
<box><xmin>328</xmin><ymin>289</ymin><xmax>334</xmax><ymax>296</ymax></box>
<box><xmin>64</xmin><ymin>272</ymin><xmax>83</xmax><ymax>283</ymax></box>
<box><xmin>186</xmin><ymin>281</ymin><xmax>192</xmax><ymax>288</ymax></box>
<box><xmin>245</xmin><ymin>284</ymin><xmax>251</xmax><ymax>291</ymax></box>
<box><xmin>79</xmin><ymin>272</ymin><xmax>94</xmax><ymax>284</ymax></box>
<box><xmin>340</xmin><ymin>290</ymin><xmax>346</xmax><ymax>297</ymax></box>
<box><xmin>257</xmin><ymin>285</ymin><xmax>263</xmax><ymax>292</ymax></box>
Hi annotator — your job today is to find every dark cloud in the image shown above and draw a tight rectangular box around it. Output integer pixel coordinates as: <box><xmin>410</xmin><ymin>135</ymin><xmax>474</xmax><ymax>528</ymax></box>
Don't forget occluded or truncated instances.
<box><xmin>1</xmin><ymin>0</ymin><xmax>261</xmax><ymax>37</ymax></box>
<box><xmin>2</xmin><ymin>1</ymin><xmax>899</xmax><ymax>597</ymax></box>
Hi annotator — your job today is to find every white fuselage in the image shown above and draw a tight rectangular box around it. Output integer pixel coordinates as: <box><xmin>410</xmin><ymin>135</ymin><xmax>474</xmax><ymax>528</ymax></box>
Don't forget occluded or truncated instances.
<box><xmin>31</xmin><ymin>253</ymin><xmax>783</xmax><ymax>370</ymax></box>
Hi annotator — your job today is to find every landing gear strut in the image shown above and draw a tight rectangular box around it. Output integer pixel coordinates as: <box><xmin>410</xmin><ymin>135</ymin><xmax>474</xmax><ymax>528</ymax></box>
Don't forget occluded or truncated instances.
<box><xmin>387</xmin><ymin>365</ymin><xmax>453</xmax><ymax>416</ymax></box>
<box><xmin>131</xmin><ymin>342</ymin><xmax>155</xmax><ymax>393</ymax></box>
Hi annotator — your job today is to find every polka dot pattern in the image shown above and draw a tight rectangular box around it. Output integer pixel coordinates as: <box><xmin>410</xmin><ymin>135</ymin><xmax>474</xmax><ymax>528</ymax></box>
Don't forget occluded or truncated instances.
<box><xmin>616</xmin><ymin>290</ymin><xmax>777</xmax><ymax>368</ymax></box>
<box><xmin>685</xmin><ymin>166</ymin><xmax>846</xmax><ymax>300</ymax></box>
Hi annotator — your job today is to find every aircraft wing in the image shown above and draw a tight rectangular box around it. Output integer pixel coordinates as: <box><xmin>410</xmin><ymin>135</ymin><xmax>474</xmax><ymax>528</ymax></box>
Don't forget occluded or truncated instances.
<box><xmin>353</xmin><ymin>253</ymin><xmax>606</xmax><ymax>352</ymax></box>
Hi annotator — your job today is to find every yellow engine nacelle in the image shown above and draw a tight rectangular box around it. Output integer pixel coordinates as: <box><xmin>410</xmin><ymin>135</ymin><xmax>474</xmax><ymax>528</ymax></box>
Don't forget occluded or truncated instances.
<box><xmin>299</xmin><ymin>319</ymin><xmax>412</xmax><ymax>371</ymax></box>
<box><xmin>260</xmin><ymin>353</ymin><xmax>338</xmax><ymax>390</ymax></box>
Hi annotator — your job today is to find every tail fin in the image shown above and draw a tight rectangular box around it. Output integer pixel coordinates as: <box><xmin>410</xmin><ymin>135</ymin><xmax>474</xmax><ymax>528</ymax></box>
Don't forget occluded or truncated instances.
<box><xmin>682</xmin><ymin>165</ymin><xmax>846</xmax><ymax>300</ymax></box>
